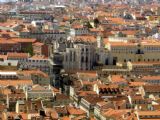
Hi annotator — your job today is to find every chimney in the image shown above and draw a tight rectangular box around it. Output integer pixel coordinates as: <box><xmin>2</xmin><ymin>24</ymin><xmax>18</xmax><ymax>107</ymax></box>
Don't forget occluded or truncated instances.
<box><xmin>6</xmin><ymin>94</ymin><xmax>9</xmax><ymax>108</ymax></box>
<box><xmin>59</xmin><ymin>88</ymin><xmax>62</xmax><ymax>94</ymax></box>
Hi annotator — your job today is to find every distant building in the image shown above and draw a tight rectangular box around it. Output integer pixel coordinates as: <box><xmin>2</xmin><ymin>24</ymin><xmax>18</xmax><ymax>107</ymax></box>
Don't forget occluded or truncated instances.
<box><xmin>105</xmin><ymin>41</ymin><xmax>160</xmax><ymax>65</ymax></box>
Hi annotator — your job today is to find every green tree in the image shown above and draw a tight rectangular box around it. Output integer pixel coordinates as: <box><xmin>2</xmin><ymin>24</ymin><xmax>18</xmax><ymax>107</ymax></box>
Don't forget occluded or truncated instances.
<box><xmin>86</xmin><ymin>21</ymin><xmax>93</xmax><ymax>28</ymax></box>
<box><xmin>94</xmin><ymin>18</ymin><xmax>100</xmax><ymax>27</ymax></box>
<box><xmin>22</xmin><ymin>44</ymin><xmax>34</xmax><ymax>56</ymax></box>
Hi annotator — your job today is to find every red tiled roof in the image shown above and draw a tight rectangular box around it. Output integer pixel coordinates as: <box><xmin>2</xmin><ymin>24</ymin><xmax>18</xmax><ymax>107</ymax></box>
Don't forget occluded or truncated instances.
<box><xmin>62</xmin><ymin>116</ymin><xmax>70</xmax><ymax>120</ymax></box>
<box><xmin>18</xmin><ymin>70</ymin><xmax>49</xmax><ymax>78</ymax></box>
<box><xmin>129</xmin><ymin>82</ymin><xmax>147</xmax><ymax>87</ymax></box>
<box><xmin>67</xmin><ymin>106</ymin><xmax>86</xmax><ymax>115</ymax></box>
<box><xmin>11</xmin><ymin>38</ymin><xmax>36</xmax><ymax>43</ymax></box>
<box><xmin>138</xmin><ymin>111</ymin><xmax>160</xmax><ymax>116</ymax></box>
<box><xmin>0</xmin><ymin>80</ymin><xmax>33</xmax><ymax>87</ymax></box>
<box><xmin>33</xmin><ymin>42</ymin><xmax>44</xmax><ymax>46</ymax></box>
<box><xmin>142</xmin><ymin>76</ymin><xmax>160</xmax><ymax>80</ymax></box>
<box><xmin>111</xmin><ymin>75</ymin><xmax>127</xmax><ymax>83</ymax></box>
<box><xmin>7</xmin><ymin>52</ymin><xmax>29</xmax><ymax>59</ymax></box>
<box><xmin>31</xmin><ymin>55</ymin><xmax>48</xmax><ymax>60</ymax></box>
<box><xmin>75</xmin><ymin>36</ymin><xmax>96</xmax><ymax>42</ymax></box>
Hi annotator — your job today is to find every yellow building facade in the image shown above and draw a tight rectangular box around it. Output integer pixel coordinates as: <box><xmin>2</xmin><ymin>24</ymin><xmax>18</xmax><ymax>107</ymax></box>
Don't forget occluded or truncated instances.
<box><xmin>106</xmin><ymin>41</ymin><xmax>160</xmax><ymax>65</ymax></box>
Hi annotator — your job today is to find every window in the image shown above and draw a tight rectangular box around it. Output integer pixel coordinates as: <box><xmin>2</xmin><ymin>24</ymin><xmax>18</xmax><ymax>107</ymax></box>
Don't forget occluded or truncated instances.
<box><xmin>73</xmin><ymin>52</ymin><xmax>76</xmax><ymax>61</ymax></box>
<box><xmin>8</xmin><ymin>63</ymin><xmax>11</xmax><ymax>66</ymax></box>
<box><xmin>86</xmin><ymin>57</ymin><xmax>88</xmax><ymax>63</ymax></box>
<box><xmin>86</xmin><ymin>48</ymin><xmax>88</xmax><ymax>52</ymax></box>
<box><xmin>81</xmin><ymin>56</ymin><xmax>84</xmax><ymax>63</ymax></box>
<box><xmin>70</xmin><ymin>52</ymin><xmax>72</xmax><ymax>61</ymax></box>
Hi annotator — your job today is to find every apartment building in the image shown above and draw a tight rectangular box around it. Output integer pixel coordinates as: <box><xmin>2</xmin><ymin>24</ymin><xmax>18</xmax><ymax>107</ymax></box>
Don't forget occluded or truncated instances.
<box><xmin>20</xmin><ymin>30</ymin><xmax>67</xmax><ymax>41</ymax></box>
<box><xmin>27</xmin><ymin>55</ymin><xmax>54</xmax><ymax>75</ymax></box>
<box><xmin>25</xmin><ymin>85</ymin><xmax>54</xmax><ymax>100</ymax></box>
<box><xmin>70</xmin><ymin>25</ymin><xmax>89</xmax><ymax>36</ymax></box>
<box><xmin>0</xmin><ymin>38</ymin><xmax>21</xmax><ymax>54</ymax></box>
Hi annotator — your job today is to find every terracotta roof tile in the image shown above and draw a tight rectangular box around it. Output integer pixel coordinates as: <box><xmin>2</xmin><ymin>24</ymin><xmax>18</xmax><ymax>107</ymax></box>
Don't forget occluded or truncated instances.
<box><xmin>75</xmin><ymin>36</ymin><xmax>96</xmax><ymax>42</ymax></box>
<box><xmin>77</xmin><ymin>71</ymin><xmax>97</xmax><ymax>78</ymax></box>
<box><xmin>111</xmin><ymin>75</ymin><xmax>127</xmax><ymax>83</ymax></box>
<box><xmin>0</xmin><ymin>80</ymin><xmax>33</xmax><ymax>87</ymax></box>
<box><xmin>33</xmin><ymin>42</ymin><xmax>44</xmax><ymax>46</ymax></box>
<box><xmin>67</xmin><ymin>106</ymin><xmax>86</xmax><ymax>115</ymax></box>
<box><xmin>142</xmin><ymin>76</ymin><xmax>160</xmax><ymax>80</ymax></box>
<box><xmin>11</xmin><ymin>38</ymin><xmax>36</xmax><ymax>43</ymax></box>
<box><xmin>77</xmin><ymin>91</ymin><xmax>97</xmax><ymax>97</ymax></box>
<box><xmin>83</xmin><ymin>95</ymin><xmax>103</xmax><ymax>105</ymax></box>
<box><xmin>31</xmin><ymin>55</ymin><xmax>48</xmax><ymax>60</ymax></box>
<box><xmin>61</xmin><ymin>116</ymin><xmax>70</xmax><ymax>120</ymax></box>
<box><xmin>7</xmin><ymin>52</ymin><xmax>29</xmax><ymax>59</ymax></box>
<box><xmin>138</xmin><ymin>111</ymin><xmax>160</xmax><ymax>116</ymax></box>
<box><xmin>18</xmin><ymin>70</ymin><xmax>49</xmax><ymax>78</ymax></box>
<box><xmin>0</xmin><ymin>55</ymin><xmax>7</xmax><ymax>60</ymax></box>
<box><xmin>129</xmin><ymin>82</ymin><xmax>147</xmax><ymax>87</ymax></box>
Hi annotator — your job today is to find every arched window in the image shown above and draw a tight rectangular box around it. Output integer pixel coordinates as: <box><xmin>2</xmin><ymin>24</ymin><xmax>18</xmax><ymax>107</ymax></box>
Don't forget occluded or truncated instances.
<box><xmin>86</xmin><ymin>48</ymin><xmax>88</xmax><ymax>52</ymax></box>
<box><xmin>66</xmin><ymin>55</ymin><xmax>68</xmax><ymax>61</ymax></box>
<box><xmin>86</xmin><ymin>57</ymin><xmax>88</xmax><ymax>63</ymax></box>
<box><xmin>81</xmin><ymin>56</ymin><xmax>84</xmax><ymax>63</ymax></box>
<box><xmin>73</xmin><ymin>52</ymin><xmax>76</xmax><ymax>61</ymax></box>
<box><xmin>70</xmin><ymin>52</ymin><xmax>72</xmax><ymax>61</ymax></box>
